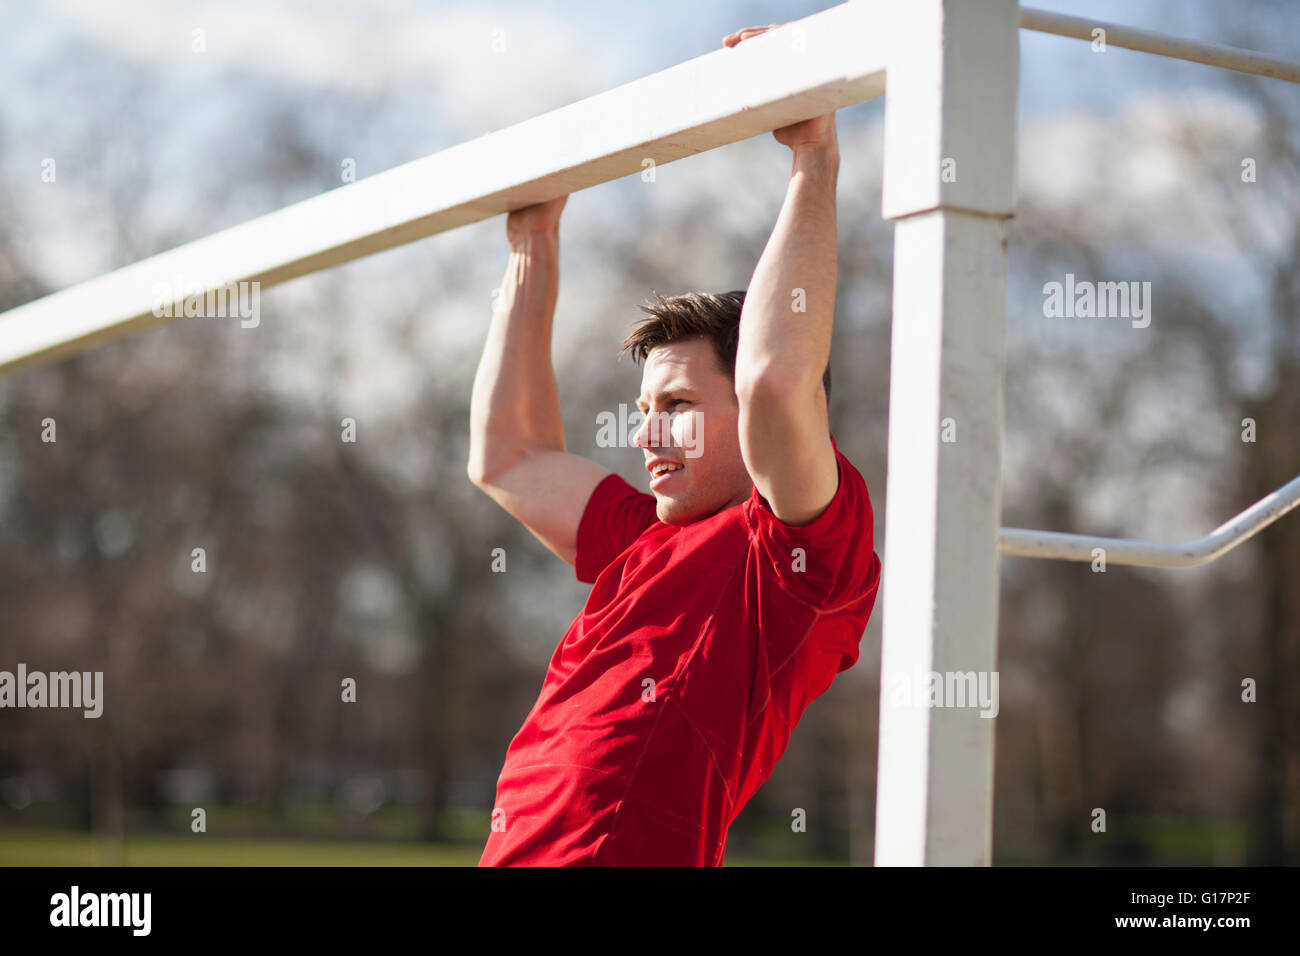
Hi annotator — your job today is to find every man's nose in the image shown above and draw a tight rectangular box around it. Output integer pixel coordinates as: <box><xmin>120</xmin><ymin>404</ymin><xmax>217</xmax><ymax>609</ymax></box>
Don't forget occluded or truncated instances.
<box><xmin>634</xmin><ymin>410</ymin><xmax>671</xmax><ymax>448</ymax></box>
<box><xmin>633</xmin><ymin>412</ymin><xmax>651</xmax><ymax>448</ymax></box>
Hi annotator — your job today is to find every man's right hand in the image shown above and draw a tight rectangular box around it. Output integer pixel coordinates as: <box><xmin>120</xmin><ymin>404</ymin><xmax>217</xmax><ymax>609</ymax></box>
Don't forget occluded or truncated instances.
<box><xmin>507</xmin><ymin>195</ymin><xmax>568</xmax><ymax>247</ymax></box>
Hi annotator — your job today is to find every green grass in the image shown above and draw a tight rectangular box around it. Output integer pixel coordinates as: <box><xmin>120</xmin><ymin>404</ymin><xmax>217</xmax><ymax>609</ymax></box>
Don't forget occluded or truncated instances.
<box><xmin>0</xmin><ymin>830</ymin><xmax>482</xmax><ymax>866</ymax></box>
<box><xmin>0</xmin><ymin>829</ymin><xmax>837</xmax><ymax>866</ymax></box>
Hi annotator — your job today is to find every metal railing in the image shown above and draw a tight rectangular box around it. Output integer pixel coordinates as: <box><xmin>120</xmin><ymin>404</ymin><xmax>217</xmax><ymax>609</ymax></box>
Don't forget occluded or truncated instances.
<box><xmin>1003</xmin><ymin>13</ymin><xmax>1300</xmax><ymax>569</ymax></box>
<box><xmin>1000</xmin><ymin>474</ymin><xmax>1300</xmax><ymax>567</ymax></box>
<box><xmin>1020</xmin><ymin>7</ymin><xmax>1300</xmax><ymax>84</ymax></box>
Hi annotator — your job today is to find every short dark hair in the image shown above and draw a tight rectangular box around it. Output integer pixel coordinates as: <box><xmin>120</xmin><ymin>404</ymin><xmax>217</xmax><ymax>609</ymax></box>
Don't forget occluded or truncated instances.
<box><xmin>619</xmin><ymin>290</ymin><xmax>831</xmax><ymax>401</ymax></box>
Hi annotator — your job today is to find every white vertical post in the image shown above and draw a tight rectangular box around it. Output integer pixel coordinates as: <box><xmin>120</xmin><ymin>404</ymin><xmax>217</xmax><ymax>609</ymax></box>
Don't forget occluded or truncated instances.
<box><xmin>874</xmin><ymin>0</ymin><xmax>1019</xmax><ymax>865</ymax></box>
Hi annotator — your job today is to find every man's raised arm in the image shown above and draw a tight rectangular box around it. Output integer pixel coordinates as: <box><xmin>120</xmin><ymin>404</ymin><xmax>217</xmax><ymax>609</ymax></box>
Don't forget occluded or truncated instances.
<box><xmin>726</xmin><ymin>23</ymin><xmax>842</xmax><ymax>526</ymax></box>
<box><xmin>467</xmin><ymin>196</ymin><xmax>612</xmax><ymax>565</ymax></box>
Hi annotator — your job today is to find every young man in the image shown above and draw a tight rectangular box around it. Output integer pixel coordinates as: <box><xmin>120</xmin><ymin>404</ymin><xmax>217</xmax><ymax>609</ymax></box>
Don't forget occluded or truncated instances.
<box><xmin>468</xmin><ymin>24</ymin><xmax>881</xmax><ymax>866</ymax></box>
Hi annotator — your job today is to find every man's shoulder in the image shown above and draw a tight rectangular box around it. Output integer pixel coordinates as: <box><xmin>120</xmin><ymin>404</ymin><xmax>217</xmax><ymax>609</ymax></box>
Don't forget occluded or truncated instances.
<box><xmin>742</xmin><ymin>443</ymin><xmax>870</xmax><ymax>533</ymax></box>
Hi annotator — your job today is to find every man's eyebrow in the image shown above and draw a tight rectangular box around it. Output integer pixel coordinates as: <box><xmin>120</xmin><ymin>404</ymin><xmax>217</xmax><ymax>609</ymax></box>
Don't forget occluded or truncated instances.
<box><xmin>635</xmin><ymin>387</ymin><xmax>692</xmax><ymax>409</ymax></box>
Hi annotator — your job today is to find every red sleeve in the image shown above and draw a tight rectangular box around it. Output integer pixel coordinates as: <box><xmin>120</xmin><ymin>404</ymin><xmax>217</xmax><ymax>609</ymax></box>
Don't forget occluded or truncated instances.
<box><xmin>574</xmin><ymin>472</ymin><xmax>660</xmax><ymax>584</ymax></box>
<box><xmin>741</xmin><ymin>433</ymin><xmax>881</xmax><ymax>612</ymax></box>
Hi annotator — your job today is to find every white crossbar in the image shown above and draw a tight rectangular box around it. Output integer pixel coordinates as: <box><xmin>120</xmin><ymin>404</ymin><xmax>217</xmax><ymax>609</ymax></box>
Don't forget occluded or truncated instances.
<box><xmin>0</xmin><ymin>1</ymin><xmax>889</xmax><ymax>375</ymax></box>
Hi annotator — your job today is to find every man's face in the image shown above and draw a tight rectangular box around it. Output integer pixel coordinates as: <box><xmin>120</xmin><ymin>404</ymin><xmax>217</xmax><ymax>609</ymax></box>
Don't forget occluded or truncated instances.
<box><xmin>634</xmin><ymin>337</ymin><xmax>753</xmax><ymax>525</ymax></box>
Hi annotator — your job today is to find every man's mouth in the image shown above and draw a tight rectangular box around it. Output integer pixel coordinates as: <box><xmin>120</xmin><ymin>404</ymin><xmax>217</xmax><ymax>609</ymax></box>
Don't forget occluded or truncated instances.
<box><xmin>648</xmin><ymin>461</ymin><xmax>684</xmax><ymax>489</ymax></box>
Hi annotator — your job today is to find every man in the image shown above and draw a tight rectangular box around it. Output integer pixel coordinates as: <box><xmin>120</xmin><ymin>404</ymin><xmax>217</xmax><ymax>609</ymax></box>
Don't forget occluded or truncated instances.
<box><xmin>468</xmin><ymin>24</ymin><xmax>880</xmax><ymax>866</ymax></box>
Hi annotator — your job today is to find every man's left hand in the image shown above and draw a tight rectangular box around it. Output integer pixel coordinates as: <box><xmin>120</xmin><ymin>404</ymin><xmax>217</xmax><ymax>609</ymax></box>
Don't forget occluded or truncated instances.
<box><xmin>722</xmin><ymin>24</ymin><xmax>838</xmax><ymax>155</ymax></box>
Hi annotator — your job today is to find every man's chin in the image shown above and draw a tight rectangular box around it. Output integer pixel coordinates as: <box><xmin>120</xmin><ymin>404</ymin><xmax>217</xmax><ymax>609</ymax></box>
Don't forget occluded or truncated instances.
<box><xmin>655</xmin><ymin>496</ymin><xmax>695</xmax><ymax>527</ymax></box>
<box><xmin>656</xmin><ymin>494</ymin><xmax>718</xmax><ymax>527</ymax></box>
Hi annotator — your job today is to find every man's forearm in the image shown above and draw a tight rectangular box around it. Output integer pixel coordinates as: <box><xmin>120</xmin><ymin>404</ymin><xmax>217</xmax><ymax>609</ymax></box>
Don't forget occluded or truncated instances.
<box><xmin>736</xmin><ymin>145</ymin><xmax>839</xmax><ymax>393</ymax></box>
<box><xmin>468</xmin><ymin>232</ymin><xmax>565</xmax><ymax>483</ymax></box>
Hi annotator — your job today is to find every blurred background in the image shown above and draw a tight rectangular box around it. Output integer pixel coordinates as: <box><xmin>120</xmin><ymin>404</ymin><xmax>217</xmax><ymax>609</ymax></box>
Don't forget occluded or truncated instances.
<box><xmin>0</xmin><ymin>0</ymin><xmax>1297</xmax><ymax>865</ymax></box>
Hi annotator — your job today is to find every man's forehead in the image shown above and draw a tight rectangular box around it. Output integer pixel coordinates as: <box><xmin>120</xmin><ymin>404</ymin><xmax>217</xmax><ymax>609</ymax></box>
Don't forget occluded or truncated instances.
<box><xmin>638</xmin><ymin>357</ymin><xmax>700</xmax><ymax>403</ymax></box>
<box><xmin>637</xmin><ymin>339</ymin><xmax>730</xmax><ymax>404</ymax></box>
<box><xmin>642</xmin><ymin>340</ymin><xmax>715</xmax><ymax>382</ymax></box>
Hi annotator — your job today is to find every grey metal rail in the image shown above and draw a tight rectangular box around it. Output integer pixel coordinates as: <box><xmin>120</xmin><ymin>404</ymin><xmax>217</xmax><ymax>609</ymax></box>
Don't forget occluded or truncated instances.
<box><xmin>1020</xmin><ymin>7</ymin><xmax>1300</xmax><ymax>85</ymax></box>
<box><xmin>1000</xmin><ymin>473</ymin><xmax>1300</xmax><ymax>567</ymax></box>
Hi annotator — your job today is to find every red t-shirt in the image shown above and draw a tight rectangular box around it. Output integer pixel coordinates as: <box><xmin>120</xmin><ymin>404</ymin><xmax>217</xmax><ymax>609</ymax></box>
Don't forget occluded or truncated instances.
<box><xmin>478</xmin><ymin>433</ymin><xmax>880</xmax><ymax>866</ymax></box>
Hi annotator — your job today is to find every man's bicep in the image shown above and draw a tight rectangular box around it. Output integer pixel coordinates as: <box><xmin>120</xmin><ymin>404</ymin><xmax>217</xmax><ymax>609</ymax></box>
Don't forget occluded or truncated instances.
<box><xmin>738</xmin><ymin>379</ymin><xmax>838</xmax><ymax>526</ymax></box>
<box><xmin>476</xmin><ymin>449</ymin><xmax>613</xmax><ymax>566</ymax></box>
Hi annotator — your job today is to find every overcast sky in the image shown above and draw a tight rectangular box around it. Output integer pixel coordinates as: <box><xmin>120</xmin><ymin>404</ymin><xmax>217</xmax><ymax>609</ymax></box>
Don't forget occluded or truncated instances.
<box><xmin>1</xmin><ymin>0</ymin><xmax>1291</xmax><ymax>544</ymax></box>
<box><xmin>0</xmin><ymin>0</ymin><xmax>1265</xmax><ymax>281</ymax></box>
<box><xmin>0</xmin><ymin>0</ymin><xmax>1242</xmax><ymax>128</ymax></box>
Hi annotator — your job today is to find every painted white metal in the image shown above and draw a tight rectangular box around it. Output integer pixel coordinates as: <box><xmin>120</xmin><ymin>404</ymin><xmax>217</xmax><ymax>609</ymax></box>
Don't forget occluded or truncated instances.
<box><xmin>1020</xmin><ymin>7</ymin><xmax>1300</xmax><ymax>85</ymax></box>
<box><xmin>0</xmin><ymin>1</ymin><xmax>891</xmax><ymax>375</ymax></box>
<box><xmin>1000</xmin><ymin>473</ymin><xmax>1300</xmax><ymax>567</ymax></box>
<box><xmin>875</xmin><ymin>0</ymin><xmax>1018</xmax><ymax>867</ymax></box>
